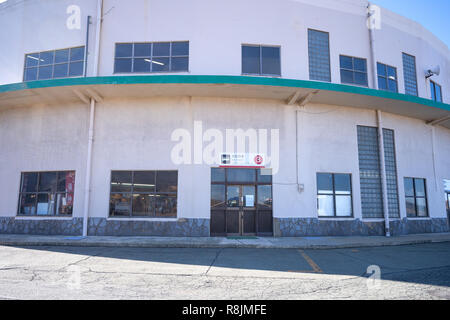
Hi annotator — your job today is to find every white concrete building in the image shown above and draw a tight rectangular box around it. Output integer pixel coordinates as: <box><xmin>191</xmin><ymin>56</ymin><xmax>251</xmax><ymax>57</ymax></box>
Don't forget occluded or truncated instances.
<box><xmin>0</xmin><ymin>0</ymin><xmax>449</xmax><ymax>237</ymax></box>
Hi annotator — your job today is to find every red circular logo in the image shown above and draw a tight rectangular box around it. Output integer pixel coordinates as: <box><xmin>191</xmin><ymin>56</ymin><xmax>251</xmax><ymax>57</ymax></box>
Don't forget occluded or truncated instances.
<box><xmin>254</xmin><ymin>155</ymin><xmax>263</xmax><ymax>165</ymax></box>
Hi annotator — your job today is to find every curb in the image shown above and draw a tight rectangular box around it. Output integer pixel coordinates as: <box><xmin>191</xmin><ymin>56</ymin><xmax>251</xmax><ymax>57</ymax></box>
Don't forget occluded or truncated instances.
<box><xmin>1</xmin><ymin>236</ymin><xmax>450</xmax><ymax>250</ymax></box>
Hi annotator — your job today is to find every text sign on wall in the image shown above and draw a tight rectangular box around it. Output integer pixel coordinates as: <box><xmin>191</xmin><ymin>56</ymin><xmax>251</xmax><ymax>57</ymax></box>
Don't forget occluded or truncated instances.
<box><xmin>220</xmin><ymin>153</ymin><xmax>266</xmax><ymax>168</ymax></box>
<box><xmin>444</xmin><ymin>179</ymin><xmax>450</xmax><ymax>192</ymax></box>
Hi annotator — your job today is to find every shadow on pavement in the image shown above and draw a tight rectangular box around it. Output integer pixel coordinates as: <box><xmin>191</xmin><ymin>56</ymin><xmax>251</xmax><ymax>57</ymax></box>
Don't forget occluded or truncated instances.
<box><xmin>2</xmin><ymin>242</ymin><xmax>450</xmax><ymax>288</ymax></box>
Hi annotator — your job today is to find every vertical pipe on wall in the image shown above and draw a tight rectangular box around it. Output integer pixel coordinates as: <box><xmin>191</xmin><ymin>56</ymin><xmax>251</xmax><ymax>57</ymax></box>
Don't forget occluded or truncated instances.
<box><xmin>84</xmin><ymin>16</ymin><xmax>91</xmax><ymax>77</ymax></box>
<box><xmin>430</xmin><ymin>126</ymin><xmax>439</xmax><ymax>191</ymax></box>
<box><xmin>377</xmin><ymin>110</ymin><xmax>390</xmax><ymax>237</ymax></box>
<box><xmin>82</xmin><ymin>98</ymin><xmax>96</xmax><ymax>237</ymax></box>
<box><xmin>295</xmin><ymin>109</ymin><xmax>300</xmax><ymax>188</ymax></box>
<box><xmin>295</xmin><ymin>104</ymin><xmax>306</xmax><ymax>193</ymax></box>
<box><xmin>367</xmin><ymin>2</ymin><xmax>378</xmax><ymax>90</ymax></box>
<box><xmin>92</xmin><ymin>0</ymin><xmax>103</xmax><ymax>77</ymax></box>
<box><xmin>82</xmin><ymin>0</ymin><xmax>103</xmax><ymax>237</ymax></box>
<box><xmin>369</xmin><ymin>3</ymin><xmax>389</xmax><ymax>236</ymax></box>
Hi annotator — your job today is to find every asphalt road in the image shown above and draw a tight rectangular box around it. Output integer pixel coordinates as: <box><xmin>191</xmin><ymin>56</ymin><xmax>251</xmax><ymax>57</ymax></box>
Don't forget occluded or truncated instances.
<box><xmin>0</xmin><ymin>242</ymin><xmax>449</xmax><ymax>300</ymax></box>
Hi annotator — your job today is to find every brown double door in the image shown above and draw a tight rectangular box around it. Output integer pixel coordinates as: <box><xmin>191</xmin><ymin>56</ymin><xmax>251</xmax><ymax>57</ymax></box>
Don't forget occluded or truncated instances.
<box><xmin>210</xmin><ymin>168</ymin><xmax>273</xmax><ymax>237</ymax></box>
<box><xmin>225</xmin><ymin>185</ymin><xmax>257</xmax><ymax>236</ymax></box>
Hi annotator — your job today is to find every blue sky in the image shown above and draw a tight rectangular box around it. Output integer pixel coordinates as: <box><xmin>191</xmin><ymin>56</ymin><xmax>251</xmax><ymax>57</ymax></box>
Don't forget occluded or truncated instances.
<box><xmin>371</xmin><ymin>0</ymin><xmax>450</xmax><ymax>48</ymax></box>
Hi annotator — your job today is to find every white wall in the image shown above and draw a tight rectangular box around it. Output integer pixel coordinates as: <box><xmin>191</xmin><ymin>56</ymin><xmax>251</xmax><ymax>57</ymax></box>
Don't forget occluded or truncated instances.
<box><xmin>382</xmin><ymin>113</ymin><xmax>448</xmax><ymax>219</ymax></box>
<box><xmin>1</xmin><ymin>0</ymin><xmax>449</xmax><ymax>102</ymax></box>
<box><xmin>436</xmin><ymin>126</ymin><xmax>450</xmax><ymax>216</ymax></box>
<box><xmin>0</xmin><ymin>0</ymin><xmax>449</xmax><ymax>224</ymax></box>
<box><xmin>88</xmin><ymin>96</ymin><xmax>292</xmax><ymax>220</ymax></box>
<box><xmin>2</xmin><ymin>97</ymin><xmax>448</xmax><ymax>221</ymax></box>
<box><xmin>0</xmin><ymin>102</ymin><xmax>89</xmax><ymax>218</ymax></box>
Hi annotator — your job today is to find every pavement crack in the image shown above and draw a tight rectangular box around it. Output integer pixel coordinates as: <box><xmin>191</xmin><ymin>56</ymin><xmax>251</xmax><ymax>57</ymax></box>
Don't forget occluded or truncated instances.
<box><xmin>204</xmin><ymin>248</ymin><xmax>223</xmax><ymax>276</ymax></box>
<box><xmin>85</xmin><ymin>269</ymin><xmax>198</xmax><ymax>277</ymax></box>
<box><xmin>0</xmin><ymin>267</ymin><xmax>23</xmax><ymax>271</ymax></box>
<box><xmin>57</xmin><ymin>252</ymin><xmax>103</xmax><ymax>272</ymax></box>
<box><xmin>29</xmin><ymin>270</ymin><xmax>42</xmax><ymax>282</ymax></box>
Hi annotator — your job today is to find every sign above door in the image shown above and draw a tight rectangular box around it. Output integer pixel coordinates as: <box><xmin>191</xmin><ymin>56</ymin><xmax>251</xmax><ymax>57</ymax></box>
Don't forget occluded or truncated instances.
<box><xmin>220</xmin><ymin>153</ymin><xmax>266</xmax><ymax>168</ymax></box>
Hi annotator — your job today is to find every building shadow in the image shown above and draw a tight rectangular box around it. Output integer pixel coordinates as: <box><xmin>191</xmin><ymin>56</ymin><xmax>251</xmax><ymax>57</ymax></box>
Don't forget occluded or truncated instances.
<box><xmin>2</xmin><ymin>242</ymin><xmax>450</xmax><ymax>288</ymax></box>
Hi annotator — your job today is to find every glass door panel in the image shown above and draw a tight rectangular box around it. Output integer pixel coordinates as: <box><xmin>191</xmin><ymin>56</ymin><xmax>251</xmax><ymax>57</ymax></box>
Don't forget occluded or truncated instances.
<box><xmin>227</xmin><ymin>186</ymin><xmax>240</xmax><ymax>208</ymax></box>
<box><xmin>226</xmin><ymin>185</ymin><xmax>240</xmax><ymax>235</ymax></box>
<box><xmin>242</xmin><ymin>186</ymin><xmax>255</xmax><ymax>208</ymax></box>
<box><xmin>227</xmin><ymin>169</ymin><xmax>256</xmax><ymax>183</ymax></box>
<box><xmin>242</xmin><ymin>185</ymin><xmax>256</xmax><ymax>235</ymax></box>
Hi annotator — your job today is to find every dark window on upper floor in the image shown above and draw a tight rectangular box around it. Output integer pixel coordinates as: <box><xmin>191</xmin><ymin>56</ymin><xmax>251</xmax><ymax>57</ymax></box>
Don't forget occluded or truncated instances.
<box><xmin>430</xmin><ymin>80</ymin><xmax>443</xmax><ymax>102</ymax></box>
<box><xmin>402</xmin><ymin>53</ymin><xmax>418</xmax><ymax>96</ymax></box>
<box><xmin>339</xmin><ymin>55</ymin><xmax>368</xmax><ymax>86</ymax></box>
<box><xmin>242</xmin><ymin>45</ymin><xmax>281</xmax><ymax>76</ymax></box>
<box><xmin>114</xmin><ymin>41</ymin><xmax>189</xmax><ymax>73</ymax></box>
<box><xmin>377</xmin><ymin>62</ymin><xmax>398</xmax><ymax>93</ymax></box>
<box><xmin>24</xmin><ymin>47</ymin><xmax>85</xmax><ymax>81</ymax></box>
<box><xmin>18</xmin><ymin>171</ymin><xmax>76</xmax><ymax>216</ymax></box>
<box><xmin>308</xmin><ymin>29</ymin><xmax>331</xmax><ymax>82</ymax></box>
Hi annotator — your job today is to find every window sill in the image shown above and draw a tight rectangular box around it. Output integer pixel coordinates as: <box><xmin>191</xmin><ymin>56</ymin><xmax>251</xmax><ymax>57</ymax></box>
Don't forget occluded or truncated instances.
<box><xmin>340</xmin><ymin>82</ymin><xmax>369</xmax><ymax>88</ymax></box>
<box><xmin>15</xmin><ymin>216</ymin><xmax>73</xmax><ymax>220</ymax></box>
<box><xmin>362</xmin><ymin>218</ymin><xmax>402</xmax><ymax>222</ymax></box>
<box><xmin>318</xmin><ymin>217</ymin><xmax>354</xmax><ymax>220</ymax></box>
<box><xmin>107</xmin><ymin>217</ymin><xmax>179</xmax><ymax>222</ymax></box>
<box><xmin>113</xmin><ymin>71</ymin><xmax>190</xmax><ymax>75</ymax></box>
<box><xmin>378</xmin><ymin>88</ymin><xmax>399</xmax><ymax>94</ymax></box>
<box><xmin>23</xmin><ymin>75</ymin><xmax>84</xmax><ymax>83</ymax></box>
<box><xmin>241</xmin><ymin>73</ymin><xmax>282</xmax><ymax>78</ymax></box>
<box><xmin>308</xmin><ymin>78</ymin><xmax>332</xmax><ymax>83</ymax></box>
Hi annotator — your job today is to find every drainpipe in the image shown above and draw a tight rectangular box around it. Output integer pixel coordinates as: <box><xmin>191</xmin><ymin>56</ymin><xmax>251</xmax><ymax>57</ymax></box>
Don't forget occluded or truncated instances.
<box><xmin>92</xmin><ymin>0</ymin><xmax>103</xmax><ymax>77</ymax></box>
<box><xmin>377</xmin><ymin>110</ymin><xmax>390</xmax><ymax>237</ymax></box>
<box><xmin>82</xmin><ymin>0</ymin><xmax>103</xmax><ymax>237</ymax></box>
<box><xmin>84</xmin><ymin>16</ymin><xmax>91</xmax><ymax>77</ymax></box>
<box><xmin>82</xmin><ymin>98</ymin><xmax>96</xmax><ymax>237</ymax></box>
<box><xmin>368</xmin><ymin>4</ymin><xmax>388</xmax><ymax>236</ymax></box>
<box><xmin>367</xmin><ymin>2</ymin><xmax>378</xmax><ymax>89</ymax></box>
<box><xmin>295</xmin><ymin>109</ymin><xmax>300</xmax><ymax>190</ymax></box>
<box><xmin>430</xmin><ymin>126</ymin><xmax>439</xmax><ymax>191</ymax></box>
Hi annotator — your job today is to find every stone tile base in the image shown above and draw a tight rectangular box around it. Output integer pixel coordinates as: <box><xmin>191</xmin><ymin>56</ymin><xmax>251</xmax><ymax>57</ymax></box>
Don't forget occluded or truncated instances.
<box><xmin>0</xmin><ymin>217</ymin><xmax>83</xmax><ymax>236</ymax></box>
<box><xmin>275</xmin><ymin>218</ymin><xmax>450</xmax><ymax>237</ymax></box>
<box><xmin>1</xmin><ymin>217</ymin><xmax>447</xmax><ymax>237</ymax></box>
<box><xmin>0</xmin><ymin>217</ymin><xmax>210</xmax><ymax>237</ymax></box>
<box><xmin>87</xmin><ymin>218</ymin><xmax>210</xmax><ymax>237</ymax></box>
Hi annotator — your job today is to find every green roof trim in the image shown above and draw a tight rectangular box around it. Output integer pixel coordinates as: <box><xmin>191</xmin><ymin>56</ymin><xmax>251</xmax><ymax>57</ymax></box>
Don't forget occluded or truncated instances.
<box><xmin>0</xmin><ymin>75</ymin><xmax>449</xmax><ymax>112</ymax></box>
